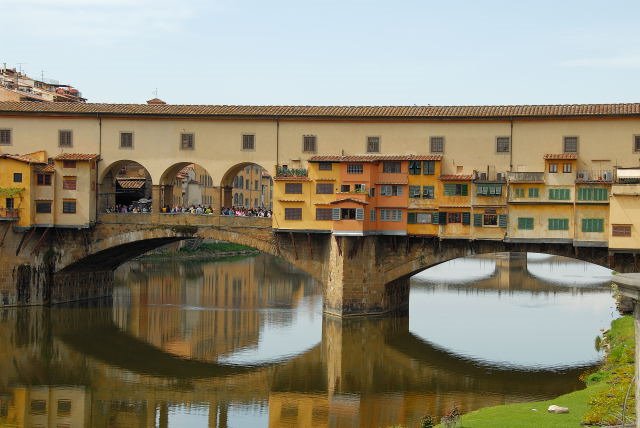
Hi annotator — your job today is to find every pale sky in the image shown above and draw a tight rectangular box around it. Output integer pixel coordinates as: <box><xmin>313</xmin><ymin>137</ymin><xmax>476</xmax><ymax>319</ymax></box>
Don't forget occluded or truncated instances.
<box><xmin>2</xmin><ymin>0</ymin><xmax>639</xmax><ymax>105</ymax></box>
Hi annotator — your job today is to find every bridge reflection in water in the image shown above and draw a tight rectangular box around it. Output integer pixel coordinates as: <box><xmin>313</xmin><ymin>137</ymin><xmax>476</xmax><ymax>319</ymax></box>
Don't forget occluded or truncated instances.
<box><xmin>0</xmin><ymin>253</ymin><xmax>613</xmax><ymax>427</ymax></box>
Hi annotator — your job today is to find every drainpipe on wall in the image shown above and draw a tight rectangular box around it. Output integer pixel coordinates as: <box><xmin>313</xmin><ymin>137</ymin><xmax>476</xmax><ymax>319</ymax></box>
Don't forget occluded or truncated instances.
<box><xmin>96</xmin><ymin>114</ymin><xmax>102</xmax><ymax>221</ymax></box>
<box><xmin>509</xmin><ymin>118</ymin><xmax>514</xmax><ymax>172</ymax></box>
<box><xmin>276</xmin><ymin>118</ymin><xmax>280</xmax><ymax>172</ymax></box>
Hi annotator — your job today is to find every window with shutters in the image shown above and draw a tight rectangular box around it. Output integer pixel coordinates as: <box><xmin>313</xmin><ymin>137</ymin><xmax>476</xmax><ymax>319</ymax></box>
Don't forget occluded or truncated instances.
<box><xmin>59</xmin><ymin>130</ymin><xmax>73</xmax><ymax>147</ymax></box>
<box><xmin>563</xmin><ymin>163</ymin><xmax>572</xmax><ymax>173</ymax></box>
<box><xmin>120</xmin><ymin>132</ymin><xmax>133</xmax><ymax>149</ymax></box>
<box><xmin>180</xmin><ymin>133</ymin><xmax>194</xmax><ymax>150</ymax></box>
<box><xmin>383</xmin><ymin>161</ymin><xmax>401</xmax><ymax>173</ymax></box>
<box><xmin>63</xmin><ymin>176</ymin><xmax>77</xmax><ymax>190</ymax></box>
<box><xmin>447</xmin><ymin>212</ymin><xmax>462</xmax><ymax>223</ymax></box>
<box><xmin>35</xmin><ymin>201</ymin><xmax>52</xmax><ymax>214</ymax></box>
<box><xmin>408</xmin><ymin>160</ymin><xmax>421</xmax><ymax>175</ymax></box>
<box><xmin>577</xmin><ymin>187</ymin><xmax>608</xmax><ymax>201</ymax></box>
<box><xmin>347</xmin><ymin>164</ymin><xmax>363</xmax><ymax>174</ymax></box>
<box><xmin>549</xmin><ymin>188</ymin><xmax>571</xmax><ymax>200</ymax></box>
<box><xmin>498</xmin><ymin>214</ymin><xmax>508</xmax><ymax>227</ymax></box>
<box><xmin>528</xmin><ymin>188</ymin><xmax>539</xmax><ymax>198</ymax></box>
<box><xmin>285</xmin><ymin>183</ymin><xmax>302</xmax><ymax>194</ymax></box>
<box><xmin>549</xmin><ymin>163</ymin><xmax>558</xmax><ymax>173</ymax></box>
<box><xmin>496</xmin><ymin>136</ymin><xmax>510</xmax><ymax>153</ymax></box>
<box><xmin>316</xmin><ymin>208</ymin><xmax>333</xmax><ymax>220</ymax></box>
<box><xmin>548</xmin><ymin>218</ymin><xmax>569</xmax><ymax>230</ymax></box>
<box><xmin>483</xmin><ymin>214</ymin><xmax>498</xmax><ymax>226</ymax></box>
<box><xmin>430</xmin><ymin>136</ymin><xmax>444</xmax><ymax>153</ymax></box>
<box><xmin>476</xmin><ymin>184</ymin><xmax>502</xmax><ymax>196</ymax></box>
<box><xmin>423</xmin><ymin>186</ymin><xmax>434</xmax><ymax>199</ymax></box>
<box><xmin>563</xmin><ymin>136</ymin><xmax>578</xmax><ymax>153</ymax></box>
<box><xmin>366</xmin><ymin>136</ymin><xmax>380</xmax><ymax>153</ymax></box>
<box><xmin>443</xmin><ymin>183</ymin><xmax>468</xmax><ymax>196</ymax></box>
<box><xmin>423</xmin><ymin>161</ymin><xmax>436</xmax><ymax>175</ymax></box>
<box><xmin>380</xmin><ymin>209</ymin><xmax>402</xmax><ymax>222</ymax></box>
<box><xmin>518</xmin><ymin>217</ymin><xmax>534</xmax><ymax>230</ymax></box>
<box><xmin>316</xmin><ymin>183</ymin><xmax>333</xmax><ymax>194</ymax></box>
<box><xmin>340</xmin><ymin>208</ymin><xmax>356</xmax><ymax>219</ymax></box>
<box><xmin>612</xmin><ymin>224</ymin><xmax>632</xmax><ymax>237</ymax></box>
<box><xmin>634</xmin><ymin>135</ymin><xmax>640</xmax><ymax>152</ymax></box>
<box><xmin>380</xmin><ymin>185</ymin><xmax>402</xmax><ymax>196</ymax></box>
<box><xmin>284</xmin><ymin>207</ymin><xmax>302</xmax><ymax>220</ymax></box>
<box><xmin>62</xmin><ymin>199</ymin><xmax>76</xmax><ymax>214</ymax></box>
<box><xmin>242</xmin><ymin>134</ymin><xmax>255</xmax><ymax>150</ymax></box>
<box><xmin>36</xmin><ymin>174</ymin><xmax>52</xmax><ymax>186</ymax></box>
<box><xmin>13</xmin><ymin>173</ymin><xmax>22</xmax><ymax>183</ymax></box>
<box><xmin>303</xmin><ymin>135</ymin><xmax>317</xmax><ymax>152</ymax></box>
<box><xmin>582</xmin><ymin>218</ymin><xmax>604</xmax><ymax>233</ymax></box>
<box><xmin>318</xmin><ymin>162</ymin><xmax>332</xmax><ymax>171</ymax></box>
<box><xmin>409</xmin><ymin>185</ymin><xmax>421</xmax><ymax>198</ymax></box>
<box><xmin>408</xmin><ymin>212</ymin><xmax>433</xmax><ymax>224</ymax></box>
<box><xmin>0</xmin><ymin>129</ymin><xmax>11</xmax><ymax>145</ymax></box>
<box><xmin>513</xmin><ymin>188</ymin><xmax>525</xmax><ymax>198</ymax></box>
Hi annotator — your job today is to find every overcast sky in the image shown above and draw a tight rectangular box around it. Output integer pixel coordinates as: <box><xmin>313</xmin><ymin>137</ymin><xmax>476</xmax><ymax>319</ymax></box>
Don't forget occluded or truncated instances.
<box><xmin>2</xmin><ymin>0</ymin><xmax>639</xmax><ymax>105</ymax></box>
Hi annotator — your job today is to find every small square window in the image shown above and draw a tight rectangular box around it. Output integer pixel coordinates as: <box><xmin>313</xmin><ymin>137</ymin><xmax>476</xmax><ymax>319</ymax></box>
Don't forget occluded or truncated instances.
<box><xmin>120</xmin><ymin>132</ymin><xmax>133</xmax><ymax>149</ymax></box>
<box><xmin>318</xmin><ymin>162</ymin><xmax>332</xmax><ymax>171</ymax></box>
<box><xmin>340</xmin><ymin>184</ymin><xmax>351</xmax><ymax>192</ymax></box>
<box><xmin>366</xmin><ymin>136</ymin><xmax>380</xmax><ymax>153</ymax></box>
<box><xmin>563</xmin><ymin>163</ymin><xmax>572</xmax><ymax>173</ymax></box>
<box><xmin>62</xmin><ymin>160</ymin><xmax>76</xmax><ymax>169</ymax></box>
<box><xmin>549</xmin><ymin>163</ymin><xmax>558</xmax><ymax>173</ymax></box>
<box><xmin>180</xmin><ymin>133</ymin><xmax>194</xmax><ymax>150</ymax></box>
<box><xmin>242</xmin><ymin>134</ymin><xmax>255</xmax><ymax>150</ymax></box>
<box><xmin>563</xmin><ymin>136</ymin><xmax>578</xmax><ymax>153</ymax></box>
<box><xmin>634</xmin><ymin>135</ymin><xmax>640</xmax><ymax>152</ymax></box>
<box><xmin>59</xmin><ymin>130</ymin><xmax>73</xmax><ymax>147</ymax></box>
<box><xmin>13</xmin><ymin>173</ymin><xmax>22</xmax><ymax>183</ymax></box>
<box><xmin>430</xmin><ymin>136</ymin><xmax>444</xmax><ymax>153</ymax></box>
<box><xmin>346</xmin><ymin>164</ymin><xmax>363</xmax><ymax>174</ymax></box>
<box><xmin>62</xmin><ymin>200</ymin><xmax>77</xmax><ymax>214</ymax></box>
<box><xmin>57</xmin><ymin>399</ymin><xmax>71</xmax><ymax>417</ymax></box>
<box><xmin>36</xmin><ymin>173</ymin><xmax>52</xmax><ymax>185</ymax></box>
<box><xmin>303</xmin><ymin>135</ymin><xmax>317</xmax><ymax>152</ymax></box>
<box><xmin>0</xmin><ymin>129</ymin><xmax>11</xmax><ymax>145</ymax></box>
<box><xmin>496</xmin><ymin>137</ymin><xmax>510</xmax><ymax>153</ymax></box>
<box><xmin>30</xmin><ymin>400</ymin><xmax>46</xmax><ymax>415</ymax></box>
<box><xmin>36</xmin><ymin>201</ymin><xmax>52</xmax><ymax>213</ymax></box>
<box><xmin>284</xmin><ymin>183</ymin><xmax>302</xmax><ymax>194</ymax></box>
<box><xmin>284</xmin><ymin>207</ymin><xmax>302</xmax><ymax>220</ymax></box>
<box><xmin>63</xmin><ymin>176</ymin><xmax>77</xmax><ymax>190</ymax></box>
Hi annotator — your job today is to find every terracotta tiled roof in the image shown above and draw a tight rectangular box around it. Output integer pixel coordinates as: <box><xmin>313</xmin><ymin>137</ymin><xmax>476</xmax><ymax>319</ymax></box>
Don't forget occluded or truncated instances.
<box><xmin>440</xmin><ymin>174</ymin><xmax>474</xmax><ymax>181</ymax></box>
<box><xmin>0</xmin><ymin>153</ymin><xmax>45</xmax><ymax>164</ymax></box>
<box><xmin>543</xmin><ymin>153</ymin><xmax>578</xmax><ymax>160</ymax></box>
<box><xmin>55</xmin><ymin>153</ymin><xmax>99</xmax><ymax>161</ymax></box>
<box><xmin>1</xmin><ymin>102</ymin><xmax>640</xmax><ymax>119</ymax></box>
<box><xmin>329</xmin><ymin>198</ymin><xmax>369</xmax><ymax>205</ymax></box>
<box><xmin>309</xmin><ymin>154</ymin><xmax>443</xmax><ymax>162</ymax></box>
<box><xmin>116</xmin><ymin>178</ymin><xmax>146</xmax><ymax>189</ymax></box>
<box><xmin>35</xmin><ymin>163</ymin><xmax>55</xmax><ymax>173</ymax></box>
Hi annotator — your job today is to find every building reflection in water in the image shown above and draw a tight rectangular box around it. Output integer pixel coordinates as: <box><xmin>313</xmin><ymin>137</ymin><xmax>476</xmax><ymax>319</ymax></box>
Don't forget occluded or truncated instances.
<box><xmin>0</xmin><ymin>253</ymin><xmax>615</xmax><ymax>427</ymax></box>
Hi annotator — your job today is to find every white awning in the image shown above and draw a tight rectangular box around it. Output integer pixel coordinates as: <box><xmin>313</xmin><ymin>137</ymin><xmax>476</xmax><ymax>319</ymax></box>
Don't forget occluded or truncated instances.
<box><xmin>616</xmin><ymin>169</ymin><xmax>640</xmax><ymax>179</ymax></box>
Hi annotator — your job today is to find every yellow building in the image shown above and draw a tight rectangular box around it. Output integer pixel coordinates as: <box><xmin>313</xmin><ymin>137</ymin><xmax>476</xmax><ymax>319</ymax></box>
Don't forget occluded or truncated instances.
<box><xmin>0</xmin><ymin>152</ymin><xmax>43</xmax><ymax>228</ymax></box>
<box><xmin>406</xmin><ymin>156</ymin><xmax>441</xmax><ymax>236</ymax></box>
<box><xmin>609</xmin><ymin>168</ymin><xmax>640</xmax><ymax>251</ymax></box>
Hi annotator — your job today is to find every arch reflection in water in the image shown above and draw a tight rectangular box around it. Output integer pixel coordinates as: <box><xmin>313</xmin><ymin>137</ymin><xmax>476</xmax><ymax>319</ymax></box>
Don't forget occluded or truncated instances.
<box><xmin>0</xmin><ymin>253</ymin><xmax>616</xmax><ymax>427</ymax></box>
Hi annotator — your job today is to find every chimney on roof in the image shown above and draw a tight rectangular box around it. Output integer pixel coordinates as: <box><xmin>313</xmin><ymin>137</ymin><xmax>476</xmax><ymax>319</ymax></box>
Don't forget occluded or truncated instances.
<box><xmin>146</xmin><ymin>98</ymin><xmax>166</xmax><ymax>105</ymax></box>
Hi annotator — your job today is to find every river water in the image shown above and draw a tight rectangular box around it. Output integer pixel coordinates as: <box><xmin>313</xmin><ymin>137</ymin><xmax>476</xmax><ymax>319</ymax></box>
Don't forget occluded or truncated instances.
<box><xmin>0</xmin><ymin>253</ymin><xmax>615</xmax><ymax>427</ymax></box>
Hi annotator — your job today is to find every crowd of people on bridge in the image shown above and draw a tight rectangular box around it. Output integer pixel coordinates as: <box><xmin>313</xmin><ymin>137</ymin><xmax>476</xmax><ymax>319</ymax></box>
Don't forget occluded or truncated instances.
<box><xmin>106</xmin><ymin>203</ymin><xmax>272</xmax><ymax>218</ymax></box>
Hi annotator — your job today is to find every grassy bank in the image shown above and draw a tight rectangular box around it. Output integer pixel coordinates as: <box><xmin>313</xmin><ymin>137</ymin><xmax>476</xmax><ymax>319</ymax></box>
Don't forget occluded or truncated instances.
<box><xmin>433</xmin><ymin>315</ymin><xmax>635</xmax><ymax>427</ymax></box>
<box><xmin>141</xmin><ymin>241</ymin><xmax>258</xmax><ymax>260</ymax></box>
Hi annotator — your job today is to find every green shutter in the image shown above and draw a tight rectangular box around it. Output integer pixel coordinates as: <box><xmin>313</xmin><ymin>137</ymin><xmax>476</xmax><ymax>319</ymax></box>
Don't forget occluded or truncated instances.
<box><xmin>462</xmin><ymin>212</ymin><xmax>470</xmax><ymax>225</ymax></box>
<box><xmin>407</xmin><ymin>212</ymin><xmax>417</xmax><ymax>224</ymax></box>
<box><xmin>518</xmin><ymin>217</ymin><xmax>533</xmax><ymax>230</ymax></box>
<box><xmin>461</xmin><ymin>184</ymin><xmax>468</xmax><ymax>196</ymax></box>
<box><xmin>473</xmin><ymin>213</ymin><xmax>483</xmax><ymax>227</ymax></box>
<box><xmin>444</xmin><ymin>183</ymin><xmax>456</xmax><ymax>196</ymax></box>
<box><xmin>498</xmin><ymin>214</ymin><xmax>508</xmax><ymax>228</ymax></box>
<box><xmin>528</xmin><ymin>188</ymin><xmax>539</xmax><ymax>198</ymax></box>
<box><xmin>432</xmin><ymin>212</ymin><xmax>439</xmax><ymax>224</ymax></box>
<box><xmin>439</xmin><ymin>212</ymin><xmax>447</xmax><ymax>224</ymax></box>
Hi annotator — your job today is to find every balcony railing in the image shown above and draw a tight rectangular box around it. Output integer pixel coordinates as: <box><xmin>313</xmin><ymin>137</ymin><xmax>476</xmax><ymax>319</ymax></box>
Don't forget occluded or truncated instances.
<box><xmin>507</xmin><ymin>172</ymin><xmax>545</xmax><ymax>182</ymax></box>
<box><xmin>0</xmin><ymin>208</ymin><xmax>19</xmax><ymax>220</ymax></box>
<box><xmin>576</xmin><ymin>170</ymin><xmax>614</xmax><ymax>182</ymax></box>
<box><xmin>276</xmin><ymin>167</ymin><xmax>308</xmax><ymax>177</ymax></box>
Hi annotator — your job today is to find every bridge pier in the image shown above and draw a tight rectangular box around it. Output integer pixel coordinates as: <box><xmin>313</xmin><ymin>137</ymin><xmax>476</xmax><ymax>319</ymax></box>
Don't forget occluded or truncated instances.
<box><xmin>323</xmin><ymin>236</ymin><xmax>410</xmax><ymax>317</ymax></box>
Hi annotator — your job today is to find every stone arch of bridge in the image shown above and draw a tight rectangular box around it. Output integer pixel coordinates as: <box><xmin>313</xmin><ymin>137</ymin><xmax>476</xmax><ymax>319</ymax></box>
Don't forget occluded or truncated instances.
<box><xmin>219</xmin><ymin>162</ymin><xmax>274</xmax><ymax>209</ymax></box>
<box><xmin>98</xmin><ymin>159</ymin><xmax>153</xmax><ymax>213</ymax></box>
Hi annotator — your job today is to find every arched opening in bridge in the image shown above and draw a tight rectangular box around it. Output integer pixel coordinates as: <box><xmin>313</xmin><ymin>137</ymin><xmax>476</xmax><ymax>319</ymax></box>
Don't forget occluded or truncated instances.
<box><xmin>220</xmin><ymin>162</ymin><xmax>273</xmax><ymax>212</ymax></box>
<box><xmin>158</xmin><ymin>162</ymin><xmax>218</xmax><ymax>212</ymax></box>
<box><xmin>99</xmin><ymin>160</ymin><xmax>152</xmax><ymax>213</ymax></box>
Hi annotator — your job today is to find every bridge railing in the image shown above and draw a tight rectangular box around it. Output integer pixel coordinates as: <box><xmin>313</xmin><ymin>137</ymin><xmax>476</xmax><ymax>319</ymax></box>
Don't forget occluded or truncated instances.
<box><xmin>97</xmin><ymin>213</ymin><xmax>273</xmax><ymax>228</ymax></box>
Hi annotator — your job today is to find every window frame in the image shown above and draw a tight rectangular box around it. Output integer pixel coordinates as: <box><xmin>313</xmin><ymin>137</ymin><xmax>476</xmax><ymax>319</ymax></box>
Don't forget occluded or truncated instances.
<box><xmin>316</xmin><ymin>183</ymin><xmax>333</xmax><ymax>194</ymax></box>
<box><xmin>62</xmin><ymin>199</ymin><xmax>77</xmax><ymax>214</ymax></box>
<box><xmin>346</xmin><ymin>164</ymin><xmax>363</xmax><ymax>174</ymax></box>
<box><xmin>563</xmin><ymin>163</ymin><xmax>572</xmax><ymax>173</ymax></box>
<box><xmin>563</xmin><ymin>136</ymin><xmax>579</xmax><ymax>153</ymax></box>
<box><xmin>284</xmin><ymin>182</ymin><xmax>303</xmax><ymax>194</ymax></box>
<box><xmin>62</xmin><ymin>176</ymin><xmax>77</xmax><ymax>190</ymax></box>
<box><xmin>120</xmin><ymin>131</ymin><xmax>134</xmax><ymax>149</ymax></box>
<box><xmin>241</xmin><ymin>133</ymin><xmax>255</xmax><ymax>151</ymax></box>
<box><xmin>517</xmin><ymin>217</ymin><xmax>534</xmax><ymax>230</ymax></box>
<box><xmin>318</xmin><ymin>162</ymin><xmax>332</xmax><ymax>171</ymax></box>
<box><xmin>447</xmin><ymin>212</ymin><xmax>462</xmax><ymax>223</ymax></box>
<box><xmin>284</xmin><ymin>207</ymin><xmax>302</xmax><ymax>220</ymax></box>
<box><xmin>36</xmin><ymin>173</ymin><xmax>52</xmax><ymax>186</ymax></box>
<box><xmin>59</xmin><ymin>129</ymin><xmax>73</xmax><ymax>147</ymax></box>
<box><xmin>302</xmin><ymin>135</ymin><xmax>317</xmax><ymax>153</ymax></box>
<box><xmin>549</xmin><ymin>163</ymin><xmax>558</xmax><ymax>173</ymax></box>
<box><xmin>429</xmin><ymin>136</ymin><xmax>445</xmax><ymax>153</ymax></box>
<box><xmin>315</xmin><ymin>207</ymin><xmax>332</xmax><ymax>220</ymax></box>
<box><xmin>13</xmin><ymin>172</ymin><xmax>22</xmax><ymax>183</ymax></box>
<box><xmin>0</xmin><ymin>128</ymin><xmax>12</xmax><ymax>145</ymax></box>
<box><xmin>382</xmin><ymin>161</ymin><xmax>401</xmax><ymax>173</ymax></box>
<box><xmin>35</xmin><ymin>200</ymin><xmax>52</xmax><ymax>214</ymax></box>
<box><xmin>612</xmin><ymin>224</ymin><xmax>632</xmax><ymax>237</ymax></box>
<box><xmin>634</xmin><ymin>135</ymin><xmax>640</xmax><ymax>153</ymax></box>
<box><xmin>180</xmin><ymin>132</ymin><xmax>195</xmax><ymax>150</ymax></box>
<box><xmin>366</xmin><ymin>136</ymin><xmax>380</xmax><ymax>153</ymax></box>
<box><xmin>496</xmin><ymin>136</ymin><xmax>510</xmax><ymax>153</ymax></box>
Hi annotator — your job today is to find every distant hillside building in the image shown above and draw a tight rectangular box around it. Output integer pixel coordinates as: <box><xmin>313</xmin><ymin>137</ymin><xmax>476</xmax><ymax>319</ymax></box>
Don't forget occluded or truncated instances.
<box><xmin>0</xmin><ymin>66</ymin><xmax>85</xmax><ymax>102</ymax></box>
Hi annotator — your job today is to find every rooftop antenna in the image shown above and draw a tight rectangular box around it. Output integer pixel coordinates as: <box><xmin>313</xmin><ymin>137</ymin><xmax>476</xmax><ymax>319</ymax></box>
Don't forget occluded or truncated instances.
<box><xmin>153</xmin><ymin>88</ymin><xmax>158</xmax><ymax>98</ymax></box>
<box><xmin>41</xmin><ymin>70</ymin><xmax>45</xmax><ymax>82</ymax></box>
<box><xmin>16</xmin><ymin>62</ymin><xmax>27</xmax><ymax>74</ymax></box>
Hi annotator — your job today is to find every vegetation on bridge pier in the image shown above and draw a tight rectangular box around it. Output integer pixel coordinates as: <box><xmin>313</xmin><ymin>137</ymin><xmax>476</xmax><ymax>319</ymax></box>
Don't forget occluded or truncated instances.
<box><xmin>140</xmin><ymin>240</ymin><xmax>259</xmax><ymax>261</ymax></box>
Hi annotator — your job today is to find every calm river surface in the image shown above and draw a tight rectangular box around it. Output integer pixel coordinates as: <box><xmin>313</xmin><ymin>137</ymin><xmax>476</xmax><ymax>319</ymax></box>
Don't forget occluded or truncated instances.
<box><xmin>0</xmin><ymin>253</ymin><xmax>615</xmax><ymax>427</ymax></box>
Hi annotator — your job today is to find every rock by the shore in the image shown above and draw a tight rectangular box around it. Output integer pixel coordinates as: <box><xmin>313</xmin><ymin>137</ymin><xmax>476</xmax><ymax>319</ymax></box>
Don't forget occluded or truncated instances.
<box><xmin>547</xmin><ymin>405</ymin><xmax>569</xmax><ymax>414</ymax></box>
